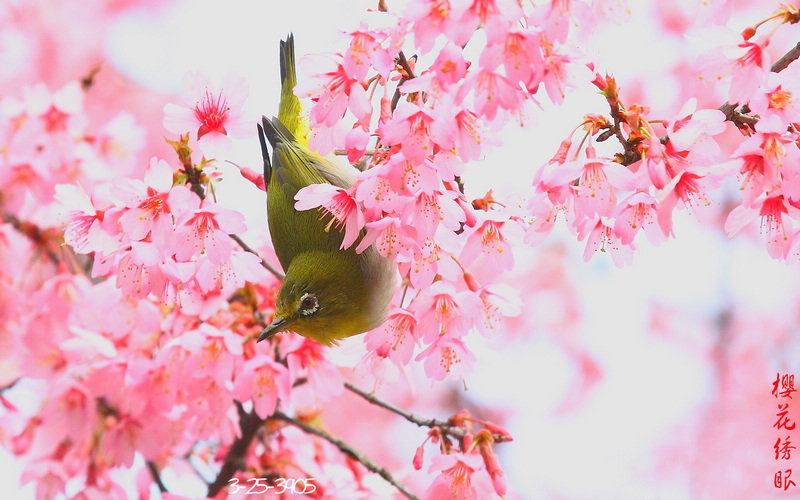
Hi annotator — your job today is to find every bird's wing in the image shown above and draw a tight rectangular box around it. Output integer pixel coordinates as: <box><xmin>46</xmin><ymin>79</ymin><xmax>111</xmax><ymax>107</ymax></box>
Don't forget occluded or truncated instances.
<box><xmin>259</xmin><ymin>34</ymin><xmax>357</xmax><ymax>271</ymax></box>
<box><xmin>261</xmin><ymin>117</ymin><xmax>355</xmax><ymax>194</ymax></box>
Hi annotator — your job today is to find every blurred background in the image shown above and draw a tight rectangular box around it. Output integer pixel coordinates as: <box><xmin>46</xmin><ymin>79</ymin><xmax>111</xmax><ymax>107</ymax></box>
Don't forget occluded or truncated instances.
<box><xmin>2</xmin><ymin>0</ymin><xmax>800</xmax><ymax>498</ymax></box>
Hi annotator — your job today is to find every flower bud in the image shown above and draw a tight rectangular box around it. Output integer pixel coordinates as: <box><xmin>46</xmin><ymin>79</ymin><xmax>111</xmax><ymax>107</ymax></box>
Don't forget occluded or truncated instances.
<box><xmin>413</xmin><ymin>445</ymin><xmax>424</xmax><ymax>470</ymax></box>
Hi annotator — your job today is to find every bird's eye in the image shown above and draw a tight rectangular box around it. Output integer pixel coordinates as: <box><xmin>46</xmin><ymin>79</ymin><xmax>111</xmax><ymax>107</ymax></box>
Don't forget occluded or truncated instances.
<box><xmin>299</xmin><ymin>292</ymin><xmax>319</xmax><ymax>316</ymax></box>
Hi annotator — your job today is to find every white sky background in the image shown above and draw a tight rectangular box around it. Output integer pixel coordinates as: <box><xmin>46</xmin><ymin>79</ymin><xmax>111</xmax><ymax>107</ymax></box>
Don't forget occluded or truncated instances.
<box><xmin>4</xmin><ymin>0</ymin><xmax>799</xmax><ymax>498</ymax></box>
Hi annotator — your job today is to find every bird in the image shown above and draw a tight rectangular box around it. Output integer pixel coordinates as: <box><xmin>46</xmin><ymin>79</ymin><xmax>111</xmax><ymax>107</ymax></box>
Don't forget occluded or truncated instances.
<box><xmin>256</xmin><ymin>34</ymin><xmax>396</xmax><ymax>347</ymax></box>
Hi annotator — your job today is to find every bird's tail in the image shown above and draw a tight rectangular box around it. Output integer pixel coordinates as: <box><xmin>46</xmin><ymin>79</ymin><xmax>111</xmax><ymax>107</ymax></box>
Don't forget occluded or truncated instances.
<box><xmin>259</xmin><ymin>34</ymin><xmax>308</xmax><ymax>184</ymax></box>
<box><xmin>277</xmin><ymin>34</ymin><xmax>309</xmax><ymax>146</ymax></box>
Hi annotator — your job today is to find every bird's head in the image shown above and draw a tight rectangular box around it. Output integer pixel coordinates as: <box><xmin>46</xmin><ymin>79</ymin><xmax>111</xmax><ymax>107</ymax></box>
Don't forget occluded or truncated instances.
<box><xmin>258</xmin><ymin>250</ymin><xmax>379</xmax><ymax>346</ymax></box>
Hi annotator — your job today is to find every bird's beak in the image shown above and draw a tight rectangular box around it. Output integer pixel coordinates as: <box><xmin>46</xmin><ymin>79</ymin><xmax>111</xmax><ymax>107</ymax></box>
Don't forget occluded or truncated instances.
<box><xmin>257</xmin><ymin>316</ymin><xmax>290</xmax><ymax>343</ymax></box>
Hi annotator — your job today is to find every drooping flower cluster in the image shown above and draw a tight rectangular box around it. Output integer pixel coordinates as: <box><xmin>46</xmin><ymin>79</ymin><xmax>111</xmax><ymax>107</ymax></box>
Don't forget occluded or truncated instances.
<box><xmin>721</xmin><ymin>62</ymin><xmax>800</xmax><ymax>260</ymax></box>
<box><xmin>414</xmin><ymin>409</ymin><xmax>513</xmax><ymax>499</ymax></box>
<box><xmin>527</xmin><ymin>93</ymin><xmax>729</xmax><ymax>267</ymax></box>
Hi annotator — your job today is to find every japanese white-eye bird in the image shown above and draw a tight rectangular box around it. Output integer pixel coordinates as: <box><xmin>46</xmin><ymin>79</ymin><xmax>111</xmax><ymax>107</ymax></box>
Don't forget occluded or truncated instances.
<box><xmin>256</xmin><ymin>35</ymin><xmax>396</xmax><ymax>346</ymax></box>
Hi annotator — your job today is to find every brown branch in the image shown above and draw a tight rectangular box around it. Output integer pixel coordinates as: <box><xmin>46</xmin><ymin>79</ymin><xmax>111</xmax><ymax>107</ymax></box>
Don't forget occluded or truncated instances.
<box><xmin>390</xmin><ymin>49</ymin><xmax>419</xmax><ymax>111</ymax></box>
<box><xmin>717</xmin><ymin>102</ymin><xmax>759</xmax><ymax>125</ymax></box>
<box><xmin>344</xmin><ymin>381</ymin><xmax>509</xmax><ymax>443</ymax></box>
<box><xmin>230</xmin><ymin>234</ymin><xmax>284</xmax><ymax>280</ymax></box>
<box><xmin>345</xmin><ymin>381</ymin><xmax>453</xmax><ymax>431</ymax></box>
<box><xmin>165</xmin><ymin>134</ymin><xmax>205</xmax><ymax>200</ymax></box>
<box><xmin>395</xmin><ymin>51</ymin><xmax>417</xmax><ymax>81</ymax></box>
<box><xmin>185</xmin><ymin>166</ymin><xmax>206</xmax><ymax>201</ymax></box>
<box><xmin>605</xmin><ymin>104</ymin><xmax>640</xmax><ymax>166</ymax></box>
<box><xmin>80</xmin><ymin>64</ymin><xmax>102</xmax><ymax>91</ymax></box>
<box><xmin>272</xmin><ymin>410</ymin><xmax>419</xmax><ymax>500</ymax></box>
<box><xmin>0</xmin><ymin>378</ymin><xmax>19</xmax><ymax>393</ymax></box>
<box><xmin>4</xmin><ymin>213</ymin><xmax>62</xmax><ymax>264</ymax></box>
<box><xmin>147</xmin><ymin>461</ymin><xmax>168</xmax><ymax>493</ymax></box>
<box><xmin>207</xmin><ymin>402</ymin><xmax>264</xmax><ymax>498</ymax></box>
<box><xmin>771</xmin><ymin>40</ymin><xmax>800</xmax><ymax>73</ymax></box>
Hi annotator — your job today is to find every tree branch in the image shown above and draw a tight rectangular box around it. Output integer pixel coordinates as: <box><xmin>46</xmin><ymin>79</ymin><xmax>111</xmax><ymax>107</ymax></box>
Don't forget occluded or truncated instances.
<box><xmin>273</xmin><ymin>410</ymin><xmax>419</xmax><ymax>500</ymax></box>
<box><xmin>147</xmin><ymin>461</ymin><xmax>168</xmax><ymax>493</ymax></box>
<box><xmin>344</xmin><ymin>381</ymin><xmax>510</xmax><ymax>443</ymax></box>
<box><xmin>4</xmin><ymin>213</ymin><xmax>62</xmax><ymax>264</ymax></box>
<box><xmin>345</xmin><ymin>381</ymin><xmax>456</xmax><ymax>432</ymax></box>
<box><xmin>207</xmin><ymin>402</ymin><xmax>264</xmax><ymax>498</ymax></box>
<box><xmin>391</xmin><ymin>50</ymin><xmax>417</xmax><ymax>111</ymax></box>
<box><xmin>771</xmin><ymin>40</ymin><xmax>800</xmax><ymax>73</ymax></box>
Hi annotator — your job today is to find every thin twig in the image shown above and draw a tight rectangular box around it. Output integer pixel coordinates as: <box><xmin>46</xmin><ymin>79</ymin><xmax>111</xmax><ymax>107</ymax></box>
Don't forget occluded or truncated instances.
<box><xmin>0</xmin><ymin>378</ymin><xmax>19</xmax><ymax>393</ymax></box>
<box><xmin>395</xmin><ymin>51</ymin><xmax>417</xmax><ymax>81</ymax></box>
<box><xmin>273</xmin><ymin>410</ymin><xmax>419</xmax><ymax>500</ymax></box>
<box><xmin>771</xmin><ymin>40</ymin><xmax>800</xmax><ymax>73</ymax></box>
<box><xmin>391</xmin><ymin>50</ymin><xmax>418</xmax><ymax>110</ymax></box>
<box><xmin>333</xmin><ymin>148</ymin><xmax>374</xmax><ymax>157</ymax></box>
<box><xmin>345</xmin><ymin>381</ymin><xmax>511</xmax><ymax>444</ymax></box>
<box><xmin>207</xmin><ymin>402</ymin><xmax>264</xmax><ymax>498</ymax></box>
<box><xmin>4</xmin><ymin>213</ymin><xmax>61</xmax><ymax>264</ymax></box>
<box><xmin>80</xmin><ymin>63</ymin><xmax>102</xmax><ymax>91</ymax></box>
<box><xmin>344</xmin><ymin>381</ymin><xmax>459</xmax><ymax>435</ymax></box>
<box><xmin>343</xmin><ymin>381</ymin><xmax>516</xmax><ymax>442</ymax></box>
<box><xmin>718</xmin><ymin>102</ymin><xmax>759</xmax><ymax>125</ymax></box>
<box><xmin>147</xmin><ymin>461</ymin><xmax>168</xmax><ymax>493</ymax></box>
<box><xmin>230</xmin><ymin>234</ymin><xmax>284</xmax><ymax>280</ymax></box>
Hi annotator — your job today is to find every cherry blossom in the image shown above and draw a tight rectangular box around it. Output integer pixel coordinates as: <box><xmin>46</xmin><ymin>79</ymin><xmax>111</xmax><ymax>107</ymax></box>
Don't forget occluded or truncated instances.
<box><xmin>163</xmin><ymin>73</ymin><xmax>252</xmax><ymax>157</ymax></box>
<box><xmin>343</xmin><ymin>22</ymin><xmax>397</xmax><ymax>80</ymax></box>
<box><xmin>285</xmin><ymin>338</ymin><xmax>344</xmax><ymax>406</ymax></box>
<box><xmin>364</xmin><ymin>306</ymin><xmax>420</xmax><ymax>365</ymax></box>
<box><xmin>172</xmin><ymin>201</ymin><xmax>245</xmax><ymax>265</ymax></box>
<box><xmin>459</xmin><ymin>211</ymin><xmax>521</xmax><ymax>273</ymax></box>
<box><xmin>416</xmin><ymin>335</ymin><xmax>477</xmax><ymax>381</ymax></box>
<box><xmin>725</xmin><ymin>194</ymin><xmax>798</xmax><ymax>259</ymax></box>
<box><xmin>293</xmin><ymin>56</ymin><xmax>371</xmax><ymax>129</ymax></box>
<box><xmin>294</xmin><ymin>183</ymin><xmax>365</xmax><ymax>249</ymax></box>
<box><xmin>424</xmin><ymin>452</ymin><xmax>494</xmax><ymax>500</ymax></box>
<box><xmin>233</xmin><ymin>354</ymin><xmax>291</xmax><ymax>419</ymax></box>
<box><xmin>579</xmin><ymin>216</ymin><xmax>635</xmax><ymax>267</ymax></box>
<box><xmin>412</xmin><ymin>281</ymin><xmax>481</xmax><ymax>342</ymax></box>
<box><xmin>380</xmin><ymin>102</ymin><xmax>451</xmax><ymax>165</ymax></box>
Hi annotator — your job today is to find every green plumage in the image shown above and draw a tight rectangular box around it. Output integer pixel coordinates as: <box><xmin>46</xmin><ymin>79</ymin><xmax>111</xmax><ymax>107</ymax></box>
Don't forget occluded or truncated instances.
<box><xmin>257</xmin><ymin>35</ymin><xmax>396</xmax><ymax>346</ymax></box>
<box><xmin>276</xmin><ymin>35</ymin><xmax>306</xmax><ymax>145</ymax></box>
<box><xmin>261</xmin><ymin>117</ymin><xmax>354</xmax><ymax>272</ymax></box>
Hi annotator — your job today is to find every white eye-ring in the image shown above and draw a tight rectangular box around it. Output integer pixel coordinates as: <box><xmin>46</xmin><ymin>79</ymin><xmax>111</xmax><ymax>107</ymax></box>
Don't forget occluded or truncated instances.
<box><xmin>299</xmin><ymin>292</ymin><xmax>319</xmax><ymax>316</ymax></box>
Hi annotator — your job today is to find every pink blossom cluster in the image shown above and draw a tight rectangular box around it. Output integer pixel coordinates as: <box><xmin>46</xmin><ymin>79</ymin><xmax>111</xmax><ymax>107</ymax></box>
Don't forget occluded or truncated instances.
<box><xmin>287</xmin><ymin>3</ymin><xmax>631</xmax><ymax>496</ymax></box>
<box><xmin>529</xmin><ymin>93</ymin><xmax>728</xmax><ymax>267</ymax></box>
<box><xmin>414</xmin><ymin>410</ymin><xmax>512</xmax><ymax>500</ymax></box>
<box><xmin>283</xmin><ymin>2</ymin><xmax>800</xmax><ymax>496</ymax></box>
<box><xmin>0</xmin><ymin>81</ymin><xmax>143</xmax><ymax>226</ymax></box>
<box><xmin>1</xmin><ymin>61</ymin><xmax>512</xmax><ymax>499</ymax></box>
<box><xmin>716</xmin><ymin>42</ymin><xmax>800</xmax><ymax>260</ymax></box>
<box><xmin>292</xmin><ymin>0</ymin><xmax>615</xmax><ymax>386</ymax></box>
<box><xmin>0</xmin><ymin>80</ymin><xmax>388</xmax><ymax>499</ymax></box>
<box><xmin>57</xmin><ymin>155</ymin><xmax>266</xmax><ymax>305</ymax></box>
<box><xmin>524</xmin><ymin>4</ymin><xmax>800</xmax><ymax>266</ymax></box>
